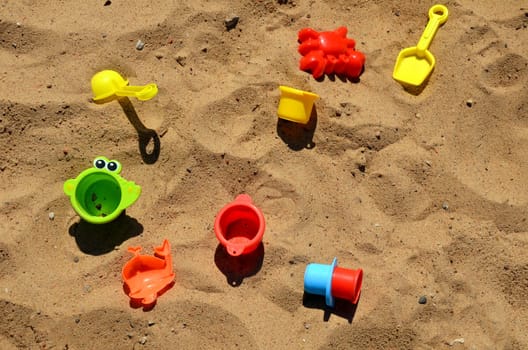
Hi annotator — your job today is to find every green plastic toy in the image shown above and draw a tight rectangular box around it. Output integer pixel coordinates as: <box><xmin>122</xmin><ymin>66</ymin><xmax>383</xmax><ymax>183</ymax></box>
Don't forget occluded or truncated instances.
<box><xmin>64</xmin><ymin>156</ymin><xmax>142</xmax><ymax>224</ymax></box>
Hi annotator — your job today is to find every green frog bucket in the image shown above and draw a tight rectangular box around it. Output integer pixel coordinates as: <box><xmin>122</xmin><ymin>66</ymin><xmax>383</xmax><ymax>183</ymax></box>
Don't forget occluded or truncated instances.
<box><xmin>64</xmin><ymin>157</ymin><xmax>141</xmax><ymax>224</ymax></box>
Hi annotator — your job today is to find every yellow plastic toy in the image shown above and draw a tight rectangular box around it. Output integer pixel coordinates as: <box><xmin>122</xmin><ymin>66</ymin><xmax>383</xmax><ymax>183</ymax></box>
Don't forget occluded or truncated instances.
<box><xmin>91</xmin><ymin>70</ymin><xmax>158</xmax><ymax>101</ymax></box>
<box><xmin>393</xmin><ymin>4</ymin><xmax>448</xmax><ymax>87</ymax></box>
<box><xmin>277</xmin><ymin>86</ymin><xmax>319</xmax><ymax>124</ymax></box>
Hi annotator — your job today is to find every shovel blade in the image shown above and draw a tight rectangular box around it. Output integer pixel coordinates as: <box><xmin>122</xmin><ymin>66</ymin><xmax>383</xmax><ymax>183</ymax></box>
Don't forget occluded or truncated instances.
<box><xmin>393</xmin><ymin>47</ymin><xmax>435</xmax><ymax>87</ymax></box>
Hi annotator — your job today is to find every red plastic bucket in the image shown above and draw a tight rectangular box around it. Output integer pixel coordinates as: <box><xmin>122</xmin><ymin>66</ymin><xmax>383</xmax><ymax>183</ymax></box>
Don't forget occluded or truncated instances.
<box><xmin>214</xmin><ymin>194</ymin><xmax>265</xmax><ymax>257</ymax></box>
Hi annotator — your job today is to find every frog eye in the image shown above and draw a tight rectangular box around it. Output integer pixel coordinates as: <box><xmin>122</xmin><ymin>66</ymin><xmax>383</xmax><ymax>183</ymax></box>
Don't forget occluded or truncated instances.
<box><xmin>106</xmin><ymin>160</ymin><xmax>120</xmax><ymax>172</ymax></box>
<box><xmin>94</xmin><ymin>158</ymin><xmax>106</xmax><ymax>169</ymax></box>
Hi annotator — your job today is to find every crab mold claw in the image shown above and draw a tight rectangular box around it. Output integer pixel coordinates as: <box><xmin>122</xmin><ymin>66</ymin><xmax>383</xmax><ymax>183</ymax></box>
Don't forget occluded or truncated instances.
<box><xmin>299</xmin><ymin>51</ymin><xmax>326</xmax><ymax>79</ymax></box>
<box><xmin>298</xmin><ymin>27</ymin><xmax>320</xmax><ymax>42</ymax></box>
<box><xmin>347</xmin><ymin>51</ymin><xmax>366</xmax><ymax>78</ymax></box>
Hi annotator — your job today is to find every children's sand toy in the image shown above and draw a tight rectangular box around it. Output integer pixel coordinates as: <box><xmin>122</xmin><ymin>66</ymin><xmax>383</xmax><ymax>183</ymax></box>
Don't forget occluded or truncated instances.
<box><xmin>304</xmin><ymin>258</ymin><xmax>363</xmax><ymax>307</ymax></box>
<box><xmin>214</xmin><ymin>194</ymin><xmax>266</xmax><ymax>257</ymax></box>
<box><xmin>63</xmin><ymin>157</ymin><xmax>141</xmax><ymax>224</ymax></box>
<box><xmin>122</xmin><ymin>239</ymin><xmax>175</xmax><ymax>307</ymax></box>
<box><xmin>91</xmin><ymin>70</ymin><xmax>158</xmax><ymax>101</ymax></box>
<box><xmin>393</xmin><ymin>4</ymin><xmax>449</xmax><ymax>87</ymax></box>
<box><xmin>277</xmin><ymin>86</ymin><xmax>319</xmax><ymax>124</ymax></box>
<box><xmin>298</xmin><ymin>26</ymin><xmax>365</xmax><ymax>80</ymax></box>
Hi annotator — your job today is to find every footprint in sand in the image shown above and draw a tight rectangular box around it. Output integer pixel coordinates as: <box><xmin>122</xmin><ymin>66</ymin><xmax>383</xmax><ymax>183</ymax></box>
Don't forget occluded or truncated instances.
<box><xmin>428</xmin><ymin>16</ymin><xmax>528</xmax><ymax>206</ymax></box>
<box><xmin>458</xmin><ymin>18</ymin><xmax>528</xmax><ymax>92</ymax></box>
<box><xmin>0</xmin><ymin>299</ymin><xmax>257</xmax><ymax>349</ymax></box>
<box><xmin>445</xmin><ymin>233</ymin><xmax>528</xmax><ymax>308</ymax></box>
<box><xmin>362</xmin><ymin>140</ymin><xmax>434</xmax><ymax>221</ymax></box>
<box><xmin>250</xmin><ymin>244</ymin><xmax>306</xmax><ymax>314</ymax></box>
<box><xmin>192</xmin><ymin>86</ymin><xmax>271</xmax><ymax>156</ymax></box>
<box><xmin>320</xmin><ymin>320</ymin><xmax>417</xmax><ymax>349</ymax></box>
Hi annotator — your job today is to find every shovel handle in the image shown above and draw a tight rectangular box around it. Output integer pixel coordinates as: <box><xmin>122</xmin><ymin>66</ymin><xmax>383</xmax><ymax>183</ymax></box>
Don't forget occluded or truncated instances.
<box><xmin>115</xmin><ymin>84</ymin><xmax>158</xmax><ymax>101</ymax></box>
<box><xmin>416</xmin><ymin>5</ymin><xmax>448</xmax><ymax>55</ymax></box>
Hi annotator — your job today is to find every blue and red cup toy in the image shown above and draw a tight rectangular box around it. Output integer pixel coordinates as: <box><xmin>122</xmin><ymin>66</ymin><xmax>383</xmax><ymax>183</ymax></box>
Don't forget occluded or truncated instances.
<box><xmin>304</xmin><ymin>258</ymin><xmax>363</xmax><ymax>307</ymax></box>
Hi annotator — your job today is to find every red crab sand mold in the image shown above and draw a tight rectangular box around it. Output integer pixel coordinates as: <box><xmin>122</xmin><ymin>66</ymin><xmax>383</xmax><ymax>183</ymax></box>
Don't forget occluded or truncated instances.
<box><xmin>122</xmin><ymin>239</ymin><xmax>175</xmax><ymax>307</ymax></box>
<box><xmin>298</xmin><ymin>27</ymin><xmax>365</xmax><ymax>80</ymax></box>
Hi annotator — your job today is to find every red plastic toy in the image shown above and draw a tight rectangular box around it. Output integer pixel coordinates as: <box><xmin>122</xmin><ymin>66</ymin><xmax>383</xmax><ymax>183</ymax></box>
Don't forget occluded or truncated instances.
<box><xmin>122</xmin><ymin>239</ymin><xmax>175</xmax><ymax>307</ymax></box>
<box><xmin>214</xmin><ymin>194</ymin><xmax>265</xmax><ymax>257</ymax></box>
<box><xmin>298</xmin><ymin>27</ymin><xmax>365</xmax><ymax>79</ymax></box>
<box><xmin>304</xmin><ymin>257</ymin><xmax>363</xmax><ymax>307</ymax></box>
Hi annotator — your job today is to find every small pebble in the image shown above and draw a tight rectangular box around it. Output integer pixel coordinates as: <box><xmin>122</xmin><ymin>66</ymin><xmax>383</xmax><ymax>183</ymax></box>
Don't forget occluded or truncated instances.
<box><xmin>304</xmin><ymin>322</ymin><xmax>310</xmax><ymax>330</ymax></box>
<box><xmin>148</xmin><ymin>320</ymin><xmax>155</xmax><ymax>326</ymax></box>
<box><xmin>73</xmin><ymin>256</ymin><xmax>80</xmax><ymax>263</ymax></box>
<box><xmin>224</xmin><ymin>16</ymin><xmax>239</xmax><ymax>31</ymax></box>
<box><xmin>48</xmin><ymin>212</ymin><xmax>55</xmax><ymax>220</ymax></box>
<box><xmin>447</xmin><ymin>338</ymin><xmax>465</xmax><ymax>346</ymax></box>
<box><xmin>465</xmin><ymin>99</ymin><xmax>474</xmax><ymax>107</ymax></box>
<box><xmin>46</xmin><ymin>84</ymin><xmax>52</xmax><ymax>89</ymax></box>
<box><xmin>418</xmin><ymin>295</ymin><xmax>427</xmax><ymax>304</ymax></box>
<box><xmin>74</xmin><ymin>318</ymin><xmax>80</xmax><ymax>324</ymax></box>
<box><xmin>135</xmin><ymin>40</ymin><xmax>145</xmax><ymax>50</ymax></box>
<box><xmin>375</xmin><ymin>130</ymin><xmax>381</xmax><ymax>139</ymax></box>
<box><xmin>139</xmin><ymin>336</ymin><xmax>147</xmax><ymax>345</ymax></box>
<box><xmin>442</xmin><ymin>202</ymin><xmax>449</xmax><ymax>210</ymax></box>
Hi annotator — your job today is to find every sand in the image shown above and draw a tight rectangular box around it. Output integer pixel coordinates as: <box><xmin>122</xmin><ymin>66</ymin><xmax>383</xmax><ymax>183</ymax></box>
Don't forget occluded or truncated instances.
<box><xmin>1</xmin><ymin>0</ymin><xmax>528</xmax><ymax>349</ymax></box>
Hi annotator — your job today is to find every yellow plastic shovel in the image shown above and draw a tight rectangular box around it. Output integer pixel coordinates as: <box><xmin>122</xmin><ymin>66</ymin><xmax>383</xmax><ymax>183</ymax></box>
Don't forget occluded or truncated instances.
<box><xmin>393</xmin><ymin>4</ymin><xmax>448</xmax><ymax>87</ymax></box>
<box><xmin>91</xmin><ymin>70</ymin><xmax>158</xmax><ymax>102</ymax></box>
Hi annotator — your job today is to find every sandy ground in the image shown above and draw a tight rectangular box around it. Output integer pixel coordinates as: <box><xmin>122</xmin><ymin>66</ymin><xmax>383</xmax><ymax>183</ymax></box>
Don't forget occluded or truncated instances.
<box><xmin>1</xmin><ymin>0</ymin><xmax>528</xmax><ymax>349</ymax></box>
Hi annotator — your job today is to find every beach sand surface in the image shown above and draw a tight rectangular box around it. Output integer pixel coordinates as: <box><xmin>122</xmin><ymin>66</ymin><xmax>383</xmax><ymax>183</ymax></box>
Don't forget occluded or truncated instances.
<box><xmin>1</xmin><ymin>0</ymin><xmax>527</xmax><ymax>349</ymax></box>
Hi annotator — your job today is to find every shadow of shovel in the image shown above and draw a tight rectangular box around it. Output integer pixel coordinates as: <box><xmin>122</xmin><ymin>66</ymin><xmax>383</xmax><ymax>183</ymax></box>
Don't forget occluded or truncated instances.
<box><xmin>117</xmin><ymin>97</ymin><xmax>160</xmax><ymax>164</ymax></box>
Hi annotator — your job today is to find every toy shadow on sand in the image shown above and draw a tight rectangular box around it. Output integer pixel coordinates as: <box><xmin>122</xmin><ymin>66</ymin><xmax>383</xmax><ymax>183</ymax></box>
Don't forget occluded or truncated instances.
<box><xmin>314</xmin><ymin>69</ymin><xmax>364</xmax><ymax>84</ymax></box>
<box><xmin>68</xmin><ymin>212</ymin><xmax>143</xmax><ymax>255</ymax></box>
<box><xmin>117</xmin><ymin>97</ymin><xmax>161</xmax><ymax>164</ymax></box>
<box><xmin>276</xmin><ymin>106</ymin><xmax>317</xmax><ymax>151</ymax></box>
<box><xmin>398</xmin><ymin>76</ymin><xmax>430</xmax><ymax>96</ymax></box>
<box><xmin>302</xmin><ymin>292</ymin><xmax>360</xmax><ymax>323</ymax></box>
<box><xmin>214</xmin><ymin>243</ymin><xmax>264</xmax><ymax>287</ymax></box>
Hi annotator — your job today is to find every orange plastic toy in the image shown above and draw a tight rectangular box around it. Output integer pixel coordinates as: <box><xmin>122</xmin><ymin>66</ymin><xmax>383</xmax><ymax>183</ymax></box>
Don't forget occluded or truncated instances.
<box><xmin>122</xmin><ymin>239</ymin><xmax>175</xmax><ymax>307</ymax></box>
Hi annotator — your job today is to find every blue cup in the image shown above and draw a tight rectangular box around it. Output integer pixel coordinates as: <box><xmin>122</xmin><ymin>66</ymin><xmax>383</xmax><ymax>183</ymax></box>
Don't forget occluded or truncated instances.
<box><xmin>303</xmin><ymin>257</ymin><xmax>338</xmax><ymax>307</ymax></box>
